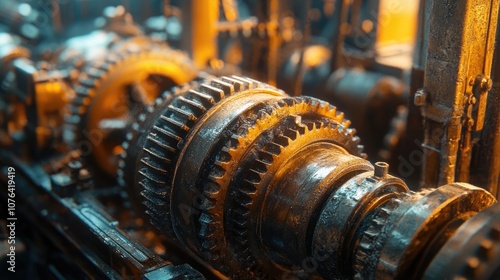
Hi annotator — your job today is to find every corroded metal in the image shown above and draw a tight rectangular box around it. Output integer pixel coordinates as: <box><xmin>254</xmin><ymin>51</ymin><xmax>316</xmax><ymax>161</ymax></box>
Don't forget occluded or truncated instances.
<box><xmin>422</xmin><ymin>0</ymin><xmax>500</xmax><ymax>188</ymax></box>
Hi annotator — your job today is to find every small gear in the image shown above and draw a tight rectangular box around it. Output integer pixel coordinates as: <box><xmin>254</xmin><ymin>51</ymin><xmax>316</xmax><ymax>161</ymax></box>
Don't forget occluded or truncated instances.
<box><xmin>65</xmin><ymin>42</ymin><xmax>197</xmax><ymax>176</ymax></box>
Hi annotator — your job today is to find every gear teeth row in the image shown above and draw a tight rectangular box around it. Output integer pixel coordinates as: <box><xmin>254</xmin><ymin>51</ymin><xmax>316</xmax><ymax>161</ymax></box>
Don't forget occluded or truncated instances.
<box><xmin>353</xmin><ymin>189</ymin><xmax>434</xmax><ymax>280</ymax></box>
<box><xmin>192</xmin><ymin>77</ymin><xmax>282</xmax><ymax>273</ymax></box>
<box><xmin>64</xmin><ymin>41</ymin><xmax>198</xmax><ymax>177</ymax></box>
<box><xmin>353</xmin><ymin>197</ymin><xmax>402</xmax><ymax>280</ymax></box>
<box><xmin>139</xmin><ymin>76</ymin><xmax>270</xmax><ymax>247</ymax></box>
<box><xmin>422</xmin><ymin>203</ymin><xmax>500</xmax><ymax>280</ymax></box>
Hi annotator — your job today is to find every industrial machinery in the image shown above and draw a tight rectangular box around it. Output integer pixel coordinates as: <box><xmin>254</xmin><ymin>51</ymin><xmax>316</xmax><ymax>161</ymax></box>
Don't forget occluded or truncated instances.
<box><xmin>0</xmin><ymin>1</ymin><xmax>499</xmax><ymax>279</ymax></box>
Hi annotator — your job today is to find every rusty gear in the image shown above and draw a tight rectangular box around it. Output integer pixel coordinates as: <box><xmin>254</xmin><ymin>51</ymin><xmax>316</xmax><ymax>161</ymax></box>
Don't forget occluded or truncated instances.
<box><xmin>65</xmin><ymin>42</ymin><xmax>197</xmax><ymax>176</ymax></box>
<box><xmin>131</xmin><ymin>76</ymin><xmax>498</xmax><ymax>279</ymax></box>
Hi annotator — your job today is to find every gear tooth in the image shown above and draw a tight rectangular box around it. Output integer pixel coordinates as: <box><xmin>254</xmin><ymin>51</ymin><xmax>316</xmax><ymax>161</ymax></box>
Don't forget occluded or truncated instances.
<box><xmin>265</xmin><ymin>142</ymin><xmax>284</xmax><ymax>155</ymax></box>
<box><xmin>159</xmin><ymin>115</ymin><xmax>190</xmax><ymax>133</ymax></box>
<box><xmin>310</xmin><ymin>122</ymin><xmax>318</xmax><ymax>131</ymax></box>
<box><xmin>274</xmin><ymin>135</ymin><xmax>291</xmax><ymax>147</ymax></box>
<box><xmin>330</xmin><ymin>105</ymin><xmax>337</xmax><ymax>115</ymax></box>
<box><xmin>186</xmin><ymin>89</ymin><xmax>215</xmax><ymax>107</ymax></box>
<box><xmin>354</xmin><ymin>197</ymin><xmax>402</xmax><ymax>279</ymax></box>
<box><xmin>177</xmin><ymin>95</ymin><xmax>206</xmax><ymax>115</ymax></box>
<box><xmin>337</xmin><ymin>111</ymin><xmax>345</xmax><ymax>121</ymax></box>
<box><xmin>321</xmin><ymin>101</ymin><xmax>332</xmax><ymax>112</ymax></box>
<box><xmin>211</xmin><ymin>78</ymin><xmax>235</xmax><ymax>95</ymax></box>
<box><xmin>221</xmin><ymin>76</ymin><xmax>244</xmax><ymax>91</ymax></box>
<box><xmin>258</xmin><ymin>150</ymin><xmax>274</xmax><ymax>164</ymax></box>
<box><xmin>303</xmin><ymin>96</ymin><xmax>313</xmax><ymax>105</ymax></box>
<box><xmin>204</xmin><ymin>180</ymin><xmax>220</xmax><ymax>196</ymax></box>
<box><xmin>247</xmin><ymin>169</ymin><xmax>263</xmax><ymax>183</ymax></box>
<box><xmin>80</xmin><ymin>78</ymin><xmax>97</xmax><ymax>88</ymax></box>
<box><xmin>283</xmin><ymin>128</ymin><xmax>299</xmax><ymax>140</ymax></box>
<box><xmin>257</xmin><ymin>110</ymin><xmax>271</xmax><ymax>121</ymax></box>
<box><xmin>200</xmin><ymin>84</ymin><xmax>225</xmax><ymax>101</ymax></box>
<box><xmin>253</xmin><ymin>159</ymin><xmax>269</xmax><ymax>172</ymax></box>
<box><xmin>217</xmin><ymin>149</ymin><xmax>232</xmax><ymax>163</ymax></box>
<box><xmin>358</xmin><ymin>144</ymin><xmax>365</xmax><ymax>152</ymax></box>
<box><xmin>242</xmin><ymin>180</ymin><xmax>258</xmax><ymax>194</ymax></box>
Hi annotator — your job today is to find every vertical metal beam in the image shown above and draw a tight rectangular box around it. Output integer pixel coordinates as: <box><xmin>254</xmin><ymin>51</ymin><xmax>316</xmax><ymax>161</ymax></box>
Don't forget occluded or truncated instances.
<box><xmin>181</xmin><ymin>0</ymin><xmax>219</xmax><ymax>68</ymax></box>
<box><xmin>421</xmin><ymin>0</ymin><xmax>499</xmax><ymax>187</ymax></box>
<box><xmin>473</xmin><ymin>13</ymin><xmax>500</xmax><ymax>198</ymax></box>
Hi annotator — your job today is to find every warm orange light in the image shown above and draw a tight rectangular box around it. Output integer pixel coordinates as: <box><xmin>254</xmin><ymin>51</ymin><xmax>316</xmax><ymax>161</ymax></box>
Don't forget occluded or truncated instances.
<box><xmin>376</xmin><ymin>0</ymin><xmax>419</xmax><ymax>46</ymax></box>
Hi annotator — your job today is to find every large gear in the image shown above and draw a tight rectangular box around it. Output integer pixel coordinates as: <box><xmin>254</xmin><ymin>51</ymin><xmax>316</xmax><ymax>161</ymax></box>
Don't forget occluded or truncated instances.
<box><xmin>138</xmin><ymin>76</ymin><xmax>279</xmax><ymax>244</ymax></box>
<box><xmin>65</xmin><ymin>41</ymin><xmax>198</xmax><ymax>176</ymax></box>
<box><xmin>134</xmin><ymin>75</ymin><xmax>366</xmax><ymax>276</ymax></box>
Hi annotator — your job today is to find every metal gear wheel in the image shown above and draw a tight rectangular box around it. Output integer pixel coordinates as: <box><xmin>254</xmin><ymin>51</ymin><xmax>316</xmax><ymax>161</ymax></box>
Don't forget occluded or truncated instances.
<box><xmin>423</xmin><ymin>203</ymin><xmax>500</xmax><ymax>280</ymax></box>
<box><xmin>138</xmin><ymin>76</ymin><xmax>279</xmax><ymax>244</ymax></box>
<box><xmin>135</xmin><ymin>75</ymin><xmax>365</xmax><ymax>276</ymax></box>
<box><xmin>354</xmin><ymin>184</ymin><xmax>496</xmax><ymax>280</ymax></box>
<box><xmin>65</xmin><ymin>43</ymin><xmax>197</xmax><ymax>176</ymax></box>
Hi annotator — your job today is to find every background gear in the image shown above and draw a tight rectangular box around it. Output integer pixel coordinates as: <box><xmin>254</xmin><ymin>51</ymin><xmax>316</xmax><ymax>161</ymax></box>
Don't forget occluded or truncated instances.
<box><xmin>65</xmin><ymin>42</ymin><xmax>197</xmax><ymax>176</ymax></box>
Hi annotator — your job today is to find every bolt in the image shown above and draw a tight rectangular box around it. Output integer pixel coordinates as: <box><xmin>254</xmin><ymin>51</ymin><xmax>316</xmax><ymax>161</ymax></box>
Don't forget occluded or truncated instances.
<box><xmin>480</xmin><ymin>77</ymin><xmax>493</xmax><ymax>91</ymax></box>
<box><xmin>68</xmin><ymin>160</ymin><xmax>82</xmax><ymax>180</ymax></box>
<box><xmin>414</xmin><ymin>89</ymin><xmax>427</xmax><ymax>106</ymax></box>
<box><xmin>374</xmin><ymin>162</ymin><xmax>389</xmax><ymax>178</ymax></box>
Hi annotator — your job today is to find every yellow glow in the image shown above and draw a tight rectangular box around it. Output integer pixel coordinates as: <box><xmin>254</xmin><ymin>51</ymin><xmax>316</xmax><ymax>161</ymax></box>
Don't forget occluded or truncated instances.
<box><xmin>376</xmin><ymin>0</ymin><xmax>419</xmax><ymax>46</ymax></box>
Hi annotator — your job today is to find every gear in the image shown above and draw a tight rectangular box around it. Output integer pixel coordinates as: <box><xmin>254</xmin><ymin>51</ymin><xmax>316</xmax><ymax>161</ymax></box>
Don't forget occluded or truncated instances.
<box><xmin>117</xmin><ymin>79</ymin><xmax>203</xmax><ymax>214</ymax></box>
<box><xmin>423</xmin><ymin>203</ymin><xmax>500</xmax><ymax>280</ymax></box>
<box><xmin>354</xmin><ymin>184</ymin><xmax>496</xmax><ymax>280</ymax></box>
<box><xmin>138</xmin><ymin>76</ymin><xmax>278</xmax><ymax>244</ymax></box>
<box><xmin>353</xmin><ymin>192</ymin><xmax>410</xmax><ymax>280</ymax></box>
<box><xmin>65</xmin><ymin>42</ymin><xmax>197</xmax><ymax>176</ymax></box>
<box><xmin>136</xmin><ymin>76</ymin><xmax>365</xmax><ymax>276</ymax></box>
<box><xmin>132</xmin><ymin>75</ymin><xmax>498</xmax><ymax>279</ymax></box>
<box><xmin>224</xmin><ymin>118</ymin><xmax>363</xmax><ymax>273</ymax></box>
